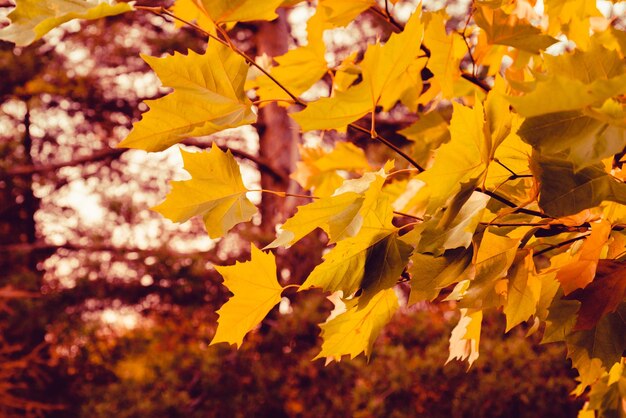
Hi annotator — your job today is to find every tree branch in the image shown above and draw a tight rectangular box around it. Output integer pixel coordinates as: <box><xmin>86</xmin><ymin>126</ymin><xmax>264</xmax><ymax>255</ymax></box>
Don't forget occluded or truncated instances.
<box><xmin>4</xmin><ymin>140</ymin><xmax>287</xmax><ymax>182</ymax></box>
<box><xmin>0</xmin><ymin>241</ymin><xmax>223</xmax><ymax>263</ymax></box>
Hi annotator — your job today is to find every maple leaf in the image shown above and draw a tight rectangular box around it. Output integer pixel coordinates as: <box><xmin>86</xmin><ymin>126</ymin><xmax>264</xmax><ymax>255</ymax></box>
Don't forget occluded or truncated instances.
<box><xmin>291</xmin><ymin>142</ymin><xmax>372</xmax><ymax>197</ymax></box>
<box><xmin>300</xmin><ymin>194</ymin><xmax>412</xmax><ymax>302</ymax></box>
<box><xmin>474</xmin><ymin>7</ymin><xmax>558</xmax><ymax>54</ymax></box>
<box><xmin>152</xmin><ymin>145</ymin><xmax>257</xmax><ymax>239</ymax></box>
<box><xmin>423</xmin><ymin>12</ymin><xmax>467</xmax><ymax>98</ymax></box>
<box><xmin>291</xmin><ymin>10</ymin><xmax>424</xmax><ymax>131</ymax></box>
<box><xmin>508</xmin><ymin>43</ymin><xmax>626</xmax><ymax>118</ymax></box>
<box><xmin>417</xmin><ymin>192</ymin><xmax>489</xmax><ymax>256</ymax></box>
<box><xmin>568</xmin><ymin>260</ymin><xmax>626</xmax><ymax>330</ymax></box>
<box><xmin>0</xmin><ymin>0</ymin><xmax>133</xmax><ymax>47</ymax></box>
<box><xmin>173</xmin><ymin>0</ymin><xmax>283</xmax><ymax>26</ymax></box>
<box><xmin>211</xmin><ymin>244</ymin><xmax>284</xmax><ymax>348</ymax></box>
<box><xmin>518</xmin><ymin>111</ymin><xmax>626</xmax><ymax>170</ymax></box>
<box><xmin>565</xmin><ymin>303</ymin><xmax>626</xmax><ymax>392</ymax></box>
<box><xmin>253</xmin><ymin>12</ymin><xmax>328</xmax><ymax>102</ymax></box>
<box><xmin>542</xmin><ymin>293</ymin><xmax>581</xmax><ymax>344</ymax></box>
<box><xmin>447</xmin><ymin>309</ymin><xmax>482</xmax><ymax>368</ymax></box>
<box><xmin>315</xmin><ymin>287</ymin><xmax>399</xmax><ymax>361</ymax></box>
<box><xmin>415</xmin><ymin>101</ymin><xmax>489</xmax><ymax>214</ymax></box>
<box><xmin>409</xmin><ymin>247</ymin><xmax>473</xmax><ymax>304</ymax></box>
<box><xmin>532</xmin><ymin>155</ymin><xmax>626</xmax><ymax>217</ymax></box>
<box><xmin>555</xmin><ymin>220</ymin><xmax>612</xmax><ymax>295</ymax></box>
<box><xmin>118</xmin><ymin>44</ymin><xmax>256</xmax><ymax>152</ymax></box>
<box><xmin>317</xmin><ymin>0</ymin><xmax>376</xmax><ymax>27</ymax></box>
<box><xmin>503</xmin><ymin>250</ymin><xmax>550</xmax><ymax>332</ymax></box>
<box><xmin>457</xmin><ymin>229</ymin><xmax>520</xmax><ymax>310</ymax></box>
<box><xmin>266</xmin><ymin>192</ymin><xmax>364</xmax><ymax>248</ymax></box>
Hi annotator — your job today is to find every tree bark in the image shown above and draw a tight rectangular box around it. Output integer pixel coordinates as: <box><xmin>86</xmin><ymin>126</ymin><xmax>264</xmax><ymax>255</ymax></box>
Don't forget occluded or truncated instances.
<box><xmin>255</xmin><ymin>10</ymin><xmax>300</xmax><ymax>233</ymax></box>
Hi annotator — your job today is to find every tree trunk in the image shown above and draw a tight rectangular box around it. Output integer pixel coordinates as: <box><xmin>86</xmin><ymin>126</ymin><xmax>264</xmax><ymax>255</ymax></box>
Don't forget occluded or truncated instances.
<box><xmin>255</xmin><ymin>10</ymin><xmax>300</xmax><ymax>233</ymax></box>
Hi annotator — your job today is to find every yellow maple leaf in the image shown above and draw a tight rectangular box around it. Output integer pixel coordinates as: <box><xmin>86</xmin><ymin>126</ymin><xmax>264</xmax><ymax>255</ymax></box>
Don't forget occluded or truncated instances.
<box><xmin>291</xmin><ymin>141</ymin><xmax>372</xmax><ymax>196</ymax></box>
<box><xmin>503</xmin><ymin>250</ymin><xmax>548</xmax><ymax>332</ymax></box>
<box><xmin>475</xmin><ymin>6</ymin><xmax>558</xmax><ymax>54</ymax></box>
<box><xmin>266</xmin><ymin>192</ymin><xmax>364</xmax><ymax>248</ymax></box>
<box><xmin>118</xmin><ymin>43</ymin><xmax>256</xmax><ymax>152</ymax></box>
<box><xmin>447</xmin><ymin>309</ymin><xmax>483</xmax><ymax>368</ymax></box>
<box><xmin>0</xmin><ymin>0</ymin><xmax>133</xmax><ymax>46</ymax></box>
<box><xmin>254</xmin><ymin>12</ymin><xmax>328</xmax><ymax>102</ymax></box>
<box><xmin>544</xmin><ymin>0</ymin><xmax>601</xmax><ymax>51</ymax></box>
<box><xmin>360</xmin><ymin>10</ymin><xmax>425</xmax><ymax>110</ymax></box>
<box><xmin>300</xmin><ymin>190</ymin><xmax>412</xmax><ymax>300</ymax></box>
<box><xmin>291</xmin><ymin>10</ymin><xmax>424</xmax><ymax>131</ymax></box>
<box><xmin>175</xmin><ymin>0</ymin><xmax>283</xmax><ymax>26</ymax></box>
<box><xmin>315</xmin><ymin>287</ymin><xmax>399</xmax><ymax>361</ymax></box>
<box><xmin>416</xmin><ymin>100</ymin><xmax>488</xmax><ymax>213</ymax></box>
<box><xmin>211</xmin><ymin>245</ymin><xmax>284</xmax><ymax>348</ymax></box>
<box><xmin>152</xmin><ymin>144</ymin><xmax>257</xmax><ymax>239</ymax></box>
<box><xmin>423</xmin><ymin>12</ymin><xmax>467</xmax><ymax>98</ymax></box>
<box><xmin>317</xmin><ymin>0</ymin><xmax>376</xmax><ymax>27</ymax></box>
<box><xmin>270</xmin><ymin>168</ymin><xmax>391</xmax><ymax>248</ymax></box>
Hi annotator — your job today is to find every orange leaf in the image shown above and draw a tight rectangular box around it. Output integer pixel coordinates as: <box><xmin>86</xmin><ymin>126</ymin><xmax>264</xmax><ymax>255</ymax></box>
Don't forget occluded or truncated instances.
<box><xmin>555</xmin><ymin>221</ymin><xmax>611</xmax><ymax>295</ymax></box>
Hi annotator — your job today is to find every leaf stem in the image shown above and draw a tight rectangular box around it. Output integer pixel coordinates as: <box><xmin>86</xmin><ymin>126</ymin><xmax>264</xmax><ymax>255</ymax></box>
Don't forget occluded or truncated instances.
<box><xmin>387</xmin><ymin>168</ymin><xmax>420</xmax><ymax>178</ymax></box>
<box><xmin>252</xmin><ymin>99</ymin><xmax>296</xmax><ymax>106</ymax></box>
<box><xmin>393</xmin><ymin>211</ymin><xmax>423</xmax><ymax>221</ymax></box>
<box><xmin>250</xmin><ymin>189</ymin><xmax>319</xmax><ymax>199</ymax></box>
<box><xmin>480</xmin><ymin>189</ymin><xmax>549</xmax><ymax>218</ymax></box>
<box><xmin>349</xmin><ymin>123</ymin><xmax>425</xmax><ymax>171</ymax></box>
<box><xmin>399</xmin><ymin>221</ymin><xmax>422</xmax><ymax>230</ymax></box>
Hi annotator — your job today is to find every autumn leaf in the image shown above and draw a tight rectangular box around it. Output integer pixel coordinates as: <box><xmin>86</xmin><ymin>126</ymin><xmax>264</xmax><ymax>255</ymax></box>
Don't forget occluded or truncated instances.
<box><xmin>409</xmin><ymin>247</ymin><xmax>473</xmax><ymax>304</ymax></box>
<box><xmin>253</xmin><ymin>12</ymin><xmax>328</xmax><ymax>102</ymax></box>
<box><xmin>315</xmin><ymin>287</ymin><xmax>399</xmax><ymax>361</ymax></box>
<box><xmin>568</xmin><ymin>260</ymin><xmax>626</xmax><ymax>330</ymax></box>
<box><xmin>565</xmin><ymin>303</ymin><xmax>626</xmax><ymax>392</ymax></box>
<box><xmin>447</xmin><ymin>309</ymin><xmax>483</xmax><ymax>368</ymax></box>
<box><xmin>317</xmin><ymin>0</ymin><xmax>376</xmax><ymax>27</ymax></box>
<box><xmin>518</xmin><ymin>111</ymin><xmax>626</xmax><ymax>170</ymax></box>
<box><xmin>555</xmin><ymin>221</ymin><xmax>612</xmax><ymax>295</ymax></box>
<box><xmin>417</xmin><ymin>192</ymin><xmax>489</xmax><ymax>256</ymax></box>
<box><xmin>173</xmin><ymin>0</ymin><xmax>283</xmax><ymax>26</ymax></box>
<box><xmin>531</xmin><ymin>155</ymin><xmax>626</xmax><ymax>217</ymax></box>
<box><xmin>300</xmin><ymin>194</ymin><xmax>412</xmax><ymax>301</ymax></box>
<box><xmin>423</xmin><ymin>12</ymin><xmax>467</xmax><ymax>98</ymax></box>
<box><xmin>152</xmin><ymin>145</ymin><xmax>257</xmax><ymax>239</ymax></box>
<box><xmin>266</xmin><ymin>192</ymin><xmax>364</xmax><ymax>248</ymax></box>
<box><xmin>291</xmin><ymin>142</ymin><xmax>372</xmax><ymax>197</ymax></box>
<box><xmin>211</xmin><ymin>244</ymin><xmax>284</xmax><ymax>347</ymax></box>
<box><xmin>503</xmin><ymin>250</ymin><xmax>546</xmax><ymax>332</ymax></box>
<box><xmin>0</xmin><ymin>0</ymin><xmax>133</xmax><ymax>47</ymax></box>
<box><xmin>474</xmin><ymin>7</ymin><xmax>558</xmax><ymax>54</ymax></box>
<box><xmin>118</xmin><ymin>43</ymin><xmax>256</xmax><ymax>152</ymax></box>
<box><xmin>458</xmin><ymin>229</ymin><xmax>520</xmax><ymax>310</ymax></box>
<box><xmin>291</xmin><ymin>10</ymin><xmax>424</xmax><ymax>131</ymax></box>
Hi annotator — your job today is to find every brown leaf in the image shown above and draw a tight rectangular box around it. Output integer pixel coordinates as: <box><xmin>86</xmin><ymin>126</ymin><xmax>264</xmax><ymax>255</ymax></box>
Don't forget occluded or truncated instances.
<box><xmin>568</xmin><ymin>260</ymin><xmax>626</xmax><ymax>331</ymax></box>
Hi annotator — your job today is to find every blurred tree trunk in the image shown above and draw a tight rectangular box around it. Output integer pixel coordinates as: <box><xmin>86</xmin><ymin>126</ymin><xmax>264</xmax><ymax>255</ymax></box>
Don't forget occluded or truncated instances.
<box><xmin>255</xmin><ymin>10</ymin><xmax>300</xmax><ymax>233</ymax></box>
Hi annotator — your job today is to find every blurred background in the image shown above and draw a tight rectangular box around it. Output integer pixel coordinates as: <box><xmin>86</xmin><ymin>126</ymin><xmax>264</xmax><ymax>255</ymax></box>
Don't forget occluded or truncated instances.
<box><xmin>0</xmin><ymin>0</ymin><xmax>588</xmax><ymax>416</ymax></box>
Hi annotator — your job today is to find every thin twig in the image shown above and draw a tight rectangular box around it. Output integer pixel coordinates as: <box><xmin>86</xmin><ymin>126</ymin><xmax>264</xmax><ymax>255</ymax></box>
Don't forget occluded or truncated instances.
<box><xmin>349</xmin><ymin>123</ymin><xmax>425</xmax><ymax>171</ymax></box>
<box><xmin>480</xmin><ymin>189</ymin><xmax>549</xmax><ymax>218</ymax></box>
<box><xmin>533</xmin><ymin>234</ymin><xmax>590</xmax><ymax>257</ymax></box>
